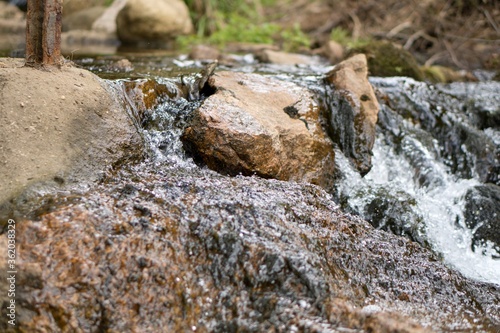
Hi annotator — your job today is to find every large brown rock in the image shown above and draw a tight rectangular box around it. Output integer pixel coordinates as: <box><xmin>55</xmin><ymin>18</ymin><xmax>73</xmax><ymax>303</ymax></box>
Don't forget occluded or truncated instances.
<box><xmin>0</xmin><ymin>58</ymin><xmax>142</xmax><ymax>218</ymax></box>
<box><xmin>116</xmin><ymin>0</ymin><xmax>193</xmax><ymax>45</ymax></box>
<box><xmin>182</xmin><ymin>71</ymin><xmax>336</xmax><ymax>189</ymax></box>
<box><xmin>325</xmin><ymin>54</ymin><xmax>380</xmax><ymax>175</ymax></box>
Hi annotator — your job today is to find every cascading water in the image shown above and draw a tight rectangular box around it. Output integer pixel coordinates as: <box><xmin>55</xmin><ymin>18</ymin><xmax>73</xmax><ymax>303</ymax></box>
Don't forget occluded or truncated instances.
<box><xmin>93</xmin><ymin>57</ymin><xmax>500</xmax><ymax>286</ymax></box>
<box><xmin>336</xmin><ymin>77</ymin><xmax>500</xmax><ymax>285</ymax></box>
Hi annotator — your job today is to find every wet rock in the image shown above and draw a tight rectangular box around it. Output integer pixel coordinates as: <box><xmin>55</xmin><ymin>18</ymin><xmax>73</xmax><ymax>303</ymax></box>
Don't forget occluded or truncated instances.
<box><xmin>0</xmin><ymin>58</ymin><xmax>142</xmax><ymax>220</ymax></box>
<box><xmin>256</xmin><ymin>49</ymin><xmax>321</xmax><ymax>66</ymax></box>
<box><xmin>437</xmin><ymin>81</ymin><xmax>500</xmax><ymax>130</ymax></box>
<box><xmin>3</xmin><ymin>167</ymin><xmax>500</xmax><ymax>332</ymax></box>
<box><xmin>123</xmin><ymin>78</ymin><xmax>181</xmax><ymax>124</ymax></box>
<box><xmin>362</xmin><ymin>187</ymin><xmax>427</xmax><ymax>247</ymax></box>
<box><xmin>350</xmin><ymin>41</ymin><xmax>424</xmax><ymax>81</ymax></box>
<box><xmin>182</xmin><ymin>71</ymin><xmax>336</xmax><ymax>189</ymax></box>
<box><xmin>373</xmin><ymin>77</ymin><xmax>500</xmax><ymax>185</ymax></box>
<box><xmin>116</xmin><ymin>0</ymin><xmax>193</xmax><ymax>46</ymax></box>
<box><xmin>62</xmin><ymin>6</ymin><xmax>107</xmax><ymax>32</ymax></box>
<box><xmin>122</xmin><ymin>62</ymin><xmax>218</xmax><ymax>125</ymax></box>
<box><xmin>325</xmin><ymin>54</ymin><xmax>380</xmax><ymax>175</ymax></box>
<box><xmin>463</xmin><ymin>184</ymin><xmax>500</xmax><ymax>257</ymax></box>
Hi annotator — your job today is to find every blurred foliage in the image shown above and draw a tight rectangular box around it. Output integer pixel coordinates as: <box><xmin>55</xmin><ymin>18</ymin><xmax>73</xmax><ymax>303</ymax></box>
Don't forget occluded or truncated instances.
<box><xmin>179</xmin><ymin>0</ymin><xmax>310</xmax><ymax>51</ymax></box>
<box><xmin>330</xmin><ymin>28</ymin><xmax>370</xmax><ymax>49</ymax></box>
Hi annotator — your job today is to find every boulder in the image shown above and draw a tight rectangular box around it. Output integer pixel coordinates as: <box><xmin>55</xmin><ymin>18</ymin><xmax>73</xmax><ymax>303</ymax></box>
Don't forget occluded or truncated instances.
<box><xmin>350</xmin><ymin>41</ymin><xmax>425</xmax><ymax>81</ymax></box>
<box><xmin>464</xmin><ymin>184</ymin><xmax>500</xmax><ymax>257</ymax></box>
<box><xmin>325</xmin><ymin>54</ymin><xmax>380</xmax><ymax>175</ymax></box>
<box><xmin>182</xmin><ymin>71</ymin><xmax>336</xmax><ymax>189</ymax></box>
<box><xmin>116</xmin><ymin>0</ymin><xmax>193</xmax><ymax>45</ymax></box>
<box><xmin>0</xmin><ymin>58</ymin><xmax>142</xmax><ymax>219</ymax></box>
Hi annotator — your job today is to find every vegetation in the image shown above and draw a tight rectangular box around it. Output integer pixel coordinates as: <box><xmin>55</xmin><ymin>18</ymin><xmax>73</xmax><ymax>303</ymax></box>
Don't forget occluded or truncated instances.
<box><xmin>329</xmin><ymin>27</ymin><xmax>370</xmax><ymax>49</ymax></box>
<box><xmin>178</xmin><ymin>0</ymin><xmax>311</xmax><ymax>52</ymax></box>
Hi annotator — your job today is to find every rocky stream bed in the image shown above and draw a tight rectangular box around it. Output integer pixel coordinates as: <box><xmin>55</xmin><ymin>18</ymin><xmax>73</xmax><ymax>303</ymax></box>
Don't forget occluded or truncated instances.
<box><xmin>0</xmin><ymin>52</ymin><xmax>499</xmax><ymax>332</ymax></box>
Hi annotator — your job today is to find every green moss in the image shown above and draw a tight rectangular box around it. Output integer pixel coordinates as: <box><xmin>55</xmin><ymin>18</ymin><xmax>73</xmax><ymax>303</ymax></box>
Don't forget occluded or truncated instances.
<box><xmin>421</xmin><ymin>66</ymin><xmax>447</xmax><ymax>83</ymax></box>
<box><xmin>421</xmin><ymin>65</ymin><xmax>477</xmax><ymax>83</ymax></box>
<box><xmin>350</xmin><ymin>41</ymin><xmax>424</xmax><ymax>81</ymax></box>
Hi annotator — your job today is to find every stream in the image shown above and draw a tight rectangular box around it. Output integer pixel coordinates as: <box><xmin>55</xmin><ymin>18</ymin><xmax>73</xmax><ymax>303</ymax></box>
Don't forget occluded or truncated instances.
<box><xmin>76</xmin><ymin>53</ymin><xmax>500</xmax><ymax>286</ymax></box>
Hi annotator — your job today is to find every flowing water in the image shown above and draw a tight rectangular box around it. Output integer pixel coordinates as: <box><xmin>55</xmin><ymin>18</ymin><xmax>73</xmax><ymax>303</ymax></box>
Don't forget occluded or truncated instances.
<box><xmin>79</xmin><ymin>54</ymin><xmax>500</xmax><ymax>287</ymax></box>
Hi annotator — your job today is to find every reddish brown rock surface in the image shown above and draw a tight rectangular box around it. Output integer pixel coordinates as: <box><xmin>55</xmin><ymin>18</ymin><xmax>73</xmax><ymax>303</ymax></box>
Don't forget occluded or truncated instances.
<box><xmin>1</xmin><ymin>170</ymin><xmax>498</xmax><ymax>332</ymax></box>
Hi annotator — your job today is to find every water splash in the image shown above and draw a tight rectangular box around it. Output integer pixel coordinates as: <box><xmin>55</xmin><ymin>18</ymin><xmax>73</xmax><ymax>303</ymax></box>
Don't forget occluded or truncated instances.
<box><xmin>370</xmin><ymin>138</ymin><xmax>500</xmax><ymax>284</ymax></box>
<box><xmin>337</xmin><ymin>77</ymin><xmax>500</xmax><ymax>285</ymax></box>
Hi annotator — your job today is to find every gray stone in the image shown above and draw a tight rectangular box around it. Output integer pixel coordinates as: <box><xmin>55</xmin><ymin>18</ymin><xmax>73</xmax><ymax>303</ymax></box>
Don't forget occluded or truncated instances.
<box><xmin>464</xmin><ymin>184</ymin><xmax>500</xmax><ymax>257</ymax></box>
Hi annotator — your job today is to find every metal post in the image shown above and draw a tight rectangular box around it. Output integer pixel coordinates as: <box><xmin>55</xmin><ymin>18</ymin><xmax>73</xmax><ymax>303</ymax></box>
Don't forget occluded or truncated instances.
<box><xmin>25</xmin><ymin>0</ymin><xmax>63</xmax><ymax>67</ymax></box>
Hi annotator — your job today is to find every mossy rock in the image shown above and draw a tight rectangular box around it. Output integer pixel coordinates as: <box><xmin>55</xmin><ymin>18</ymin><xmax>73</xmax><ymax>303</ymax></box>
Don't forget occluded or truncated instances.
<box><xmin>349</xmin><ymin>41</ymin><xmax>424</xmax><ymax>81</ymax></box>
<box><xmin>421</xmin><ymin>65</ymin><xmax>476</xmax><ymax>83</ymax></box>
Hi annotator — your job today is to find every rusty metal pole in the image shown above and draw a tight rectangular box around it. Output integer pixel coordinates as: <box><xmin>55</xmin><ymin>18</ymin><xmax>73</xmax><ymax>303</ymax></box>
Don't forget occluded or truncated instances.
<box><xmin>25</xmin><ymin>0</ymin><xmax>43</xmax><ymax>65</ymax></box>
<box><xmin>25</xmin><ymin>0</ymin><xmax>63</xmax><ymax>67</ymax></box>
